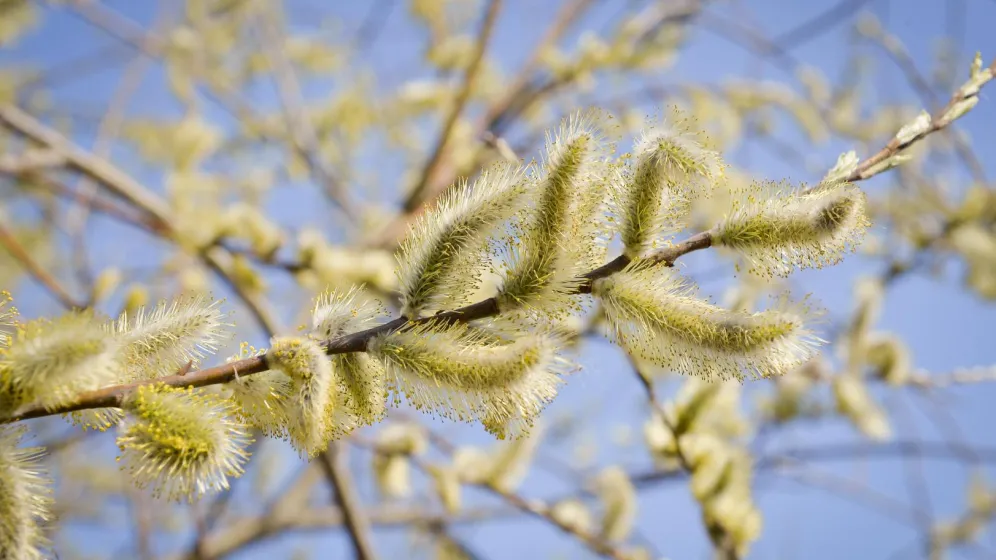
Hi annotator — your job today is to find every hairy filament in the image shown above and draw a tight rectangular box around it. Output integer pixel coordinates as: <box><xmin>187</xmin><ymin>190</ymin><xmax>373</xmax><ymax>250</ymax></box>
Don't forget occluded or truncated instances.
<box><xmin>0</xmin><ymin>425</ymin><xmax>52</xmax><ymax>560</ymax></box>
<box><xmin>616</xmin><ymin>112</ymin><xmax>724</xmax><ymax>257</ymax></box>
<box><xmin>368</xmin><ymin>322</ymin><xmax>569</xmax><ymax>438</ymax></box>
<box><xmin>117</xmin><ymin>385</ymin><xmax>252</xmax><ymax>502</ymax></box>
<box><xmin>498</xmin><ymin>111</ymin><xmax>612</xmax><ymax>318</ymax></box>
<box><xmin>713</xmin><ymin>180</ymin><xmax>869</xmax><ymax>277</ymax></box>
<box><xmin>115</xmin><ymin>296</ymin><xmax>229</xmax><ymax>380</ymax></box>
<box><xmin>0</xmin><ymin>312</ymin><xmax>120</xmax><ymax>411</ymax></box>
<box><xmin>593</xmin><ymin>263</ymin><xmax>822</xmax><ymax>380</ymax></box>
<box><xmin>397</xmin><ymin>163</ymin><xmax>527</xmax><ymax>317</ymax></box>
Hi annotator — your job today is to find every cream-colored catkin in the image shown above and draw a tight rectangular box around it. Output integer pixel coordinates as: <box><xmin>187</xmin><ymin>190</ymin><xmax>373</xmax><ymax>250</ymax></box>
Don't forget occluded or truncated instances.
<box><xmin>833</xmin><ymin>374</ymin><xmax>892</xmax><ymax>440</ymax></box>
<box><xmin>266</xmin><ymin>337</ymin><xmax>337</xmax><ymax>457</ymax></box>
<box><xmin>713</xmin><ymin>180</ymin><xmax>869</xmax><ymax>277</ymax></box>
<box><xmin>0</xmin><ymin>311</ymin><xmax>120</xmax><ymax>411</ymax></box>
<box><xmin>592</xmin><ymin>465</ymin><xmax>637</xmax><ymax>542</ymax></box>
<box><xmin>0</xmin><ymin>425</ymin><xmax>52</xmax><ymax>560</ymax></box>
<box><xmin>497</xmin><ymin>111</ymin><xmax>612</xmax><ymax>320</ymax></box>
<box><xmin>311</xmin><ymin>288</ymin><xmax>390</xmax><ymax>425</ymax></box>
<box><xmin>398</xmin><ymin>162</ymin><xmax>527</xmax><ymax>317</ymax></box>
<box><xmin>367</xmin><ymin>321</ymin><xmax>569</xmax><ymax>438</ymax></box>
<box><xmin>117</xmin><ymin>384</ymin><xmax>252</xmax><ymax>502</ymax></box>
<box><xmin>371</xmin><ymin>423</ymin><xmax>427</xmax><ymax>499</ymax></box>
<box><xmin>616</xmin><ymin>111</ymin><xmax>724</xmax><ymax>258</ymax></box>
<box><xmin>114</xmin><ymin>296</ymin><xmax>229</xmax><ymax>380</ymax></box>
<box><xmin>593</xmin><ymin>262</ymin><xmax>822</xmax><ymax>380</ymax></box>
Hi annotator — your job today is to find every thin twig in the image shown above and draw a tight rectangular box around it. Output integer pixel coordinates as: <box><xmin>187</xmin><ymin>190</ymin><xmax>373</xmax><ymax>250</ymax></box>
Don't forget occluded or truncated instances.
<box><xmin>0</xmin><ymin>220</ymin><xmax>85</xmax><ymax>309</ymax></box>
<box><xmin>317</xmin><ymin>443</ymin><xmax>380</xmax><ymax>560</ymax></box>
<box><xmin>373</xmin><ymin>0</ymin><xmax>503</xmax><ymax>246</ymax></box>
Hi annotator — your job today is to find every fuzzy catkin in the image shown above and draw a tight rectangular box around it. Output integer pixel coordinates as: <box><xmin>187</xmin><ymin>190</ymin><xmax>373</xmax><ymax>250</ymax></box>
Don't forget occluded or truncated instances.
<box><xmin>266</xmin><ymin>337</ymin><xmax>338</xmax><ymax>457</ymax></box>
<box><xmin>398</xmin><ymin>162</ymin><xmax>527</xmax><ymax>317</ymax></box>
<box><xmin>368</xmin><ymin>321</ymin><xmax>569</xmax><ymax>438</ymax></box>
<box><xmin>0</xmin><ymin>425</ymin><xmax>52</xmax><ymax>560</ymax></box>
<box><xmin>616</xmin><ymin>112</ymin><xmax>723</xmax><ymax>258</ymax></box>
<box><xmin>115</xmin><ymin>296</ymin><xmax>229</xmax><ymax>380</ymax></box>
<box><xmin>593</xmin><ymin>262</ymin><xmax>822</xmax><ymax>380</ymax></box>
<box><xmin>498</xmin><ymin>111</ymin><xmax>612</xmax><ymax>319</ymax></box>
<box><xmin>117</xmin><ymin>385</ymin><xmax>252</xmax><ymax>502</ymax></box>
<box><xmin>713</xmin><ymin>180</ymin><xmax>869</xmax><ymax>277</ymax></box>
<box><xmin>0</xmin><ymin>312</ymin><xmax>120</xmax><ymax>411</ymax></box>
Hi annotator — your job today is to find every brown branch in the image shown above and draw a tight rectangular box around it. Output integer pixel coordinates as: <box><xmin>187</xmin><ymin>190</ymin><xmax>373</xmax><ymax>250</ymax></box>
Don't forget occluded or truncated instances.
<box><xmin>0</xmin><ymin>231</ymin><xmax>714</xmax><ymax>423</ymax></box>
<box><xmin>0</xmin><ymin>220</ymin><xmax>86</xmax><ymax>310</ymax></box>
<box><xmin>372</xmin><ymin>0</ymin><xmax>503</xmax><ymax>247</ymax></box>
<box><xmin>317</xmin><ymin>444</ymin><xmax>379</xmax><ymax>560</ymax></box>
<box><xmin>630</xmin><ymin>361</ymin><xmax>741</xmax><ymax>560</ymax></box>
<box><xmin>256</xmin><ymin>3</ymin><xmax>355</xmax><ymax>218</ymax></box>
<box><xmin>845</xmin><ymin>57</ymin><xmax>996</xmax><ymax>182</ymax></box>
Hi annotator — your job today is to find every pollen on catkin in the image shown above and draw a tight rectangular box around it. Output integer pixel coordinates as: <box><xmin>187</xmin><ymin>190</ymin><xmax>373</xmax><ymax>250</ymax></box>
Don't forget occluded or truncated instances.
<box><xmin>115</xmin><ymin>296</ymin><xmax>229</xmax><ymax>380</ymax></box>
<box><xmin>713</xmin><ymin>180</ymin><xmax>869</xmax><ymax>277</ymax></box>
<box><xmin>266</xmin><ymin>336</ymin><xmax>339</xmax><ymax>456</ymax></box>
<box><xmin>0</xmin><ymin>311</ymin><xmax>120</xmax><ymax>411</ymax></box>
<box><xmin>367</xmin><ymin>321</ymin><xmax>570</xmax><ymax>438</ymax></box>
<box><xmin>615</xmin><ymin>110</ymin><xmax>724</xmax><ymax>258</ymax></box>
<box><xmin>0</xmin><ymin>425</ymin><xmax>52</xmax><ymax>560</ymax></box>
<box><xmin>397</xmin><ymin>162</ymin><xmax>528</xmax><ymax>318</ymax></box>
<box><xmin>497</xmin><ymin>110</ymin><xmax>613</xmax><ymax>319</ymax></box>
<box><xmin>592</xmin><ymin>262</ymin><xmax>822</xmax><ymax>380</ymax></box>
<box><xmin>116</xmin><ymin>384</ymin><xmax>252</xmax><ymax>502</ymax></box>
<box><xmin>0</xmin><ymin>291</ymin><xmax>16</xmax><ymax>348</ymax></box>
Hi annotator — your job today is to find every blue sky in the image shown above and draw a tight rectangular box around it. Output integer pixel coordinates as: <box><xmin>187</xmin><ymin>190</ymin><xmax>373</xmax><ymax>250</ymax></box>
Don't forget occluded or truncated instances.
<box><xmin>4</xmin><ymin>0</ymin><xmax>996</xmax><ymax>559</ymax></box>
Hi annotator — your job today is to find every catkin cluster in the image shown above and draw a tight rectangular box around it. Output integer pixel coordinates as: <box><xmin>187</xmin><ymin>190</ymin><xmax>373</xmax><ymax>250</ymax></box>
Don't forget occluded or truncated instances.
<box><xmin>0</xmin><ymin>106</ymin><xmax>876</xmax><ymax>556</ymax></box>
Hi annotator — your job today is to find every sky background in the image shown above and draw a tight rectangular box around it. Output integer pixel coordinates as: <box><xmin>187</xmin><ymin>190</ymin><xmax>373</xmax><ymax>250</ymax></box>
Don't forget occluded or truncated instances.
<box><xmin>3</xmin><ymin>0</ymin><xmax>996</xmax><ymax>559</ymax></box>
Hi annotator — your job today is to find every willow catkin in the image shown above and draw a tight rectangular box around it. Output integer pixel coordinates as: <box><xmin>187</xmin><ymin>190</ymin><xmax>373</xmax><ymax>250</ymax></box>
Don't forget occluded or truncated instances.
<box><xmin>368</xmin><ymin>321</ymin><xmax>569</xmax><ymax>438</ymax></box>
<box><xmin>593</xmin><ymin>262</ymin><xmax>822</xmax><ymax>380</ymax></box>
<box><xmin>615</xmin><ymin>111</ymin><xmax>723</xmax><ymax>258</ymax></box>
<box><xmin>713</xmin><ymin>180</ymin><xmax>869</xmax><ymax>277</ymax></box>
<box><xmin>0</xmin><ymin>425</ymin><xmax>52</xmax><ymax>560</ymax></box>
<box><xmin>0</xmin><ymin>311</ymin><xmax>120</xmax><ymax>411</ymax></box>
<box><xmin>311</xmin><ymin>288</ymin><xmax>389</xmax><ymax>424</ymax></box>
<box><xmin>117</xmin><ymin>385</ymin><xmax>252</xmax><ymax>502</ymax></box>
<box><xmin>266</xmin><ymin>337</ymin><xmax>338</xmax><ymax>457</ymax></box>
<box><xmin>114</xmin><ymin>295</ymin><xmax>229</xmax><ymax>380</ymax></box>
<box><xmin>398</xmin><ymin>162</ymin><xmax>528</xmax><ymax>317</ymax></box>
<box><xmin>498</xmin><ymin>111</ymin><xmax>612</xmax><ymax>319</ymax></box>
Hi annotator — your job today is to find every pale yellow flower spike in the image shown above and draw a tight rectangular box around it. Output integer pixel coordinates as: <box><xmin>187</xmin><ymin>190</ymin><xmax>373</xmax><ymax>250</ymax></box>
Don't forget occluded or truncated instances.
<box><xmin>616</xmin><ymin>110</ymin><xmax>724</xmax><ymax>258</ymax></box>
<box><xmin>397</xmin><ymin>162</ymin><xmax>528</xmax><ymax>318</ymax></box>
<box><xmin>713</xmin><ymin>180</ymin><xmax>870</xmax><ymax>277</ymax></box>
<box><xmin>593</xmin><ymin>262</ymin><xmax>822</xmax><ymax>380</ymax></box>
<box><xmin>1</xmin><ymin>311</ymin><xmax>120</xmax><ymax>412</ymax></box>
<box><xmin>368</xmin><ymin>322</ymin><xmax>570</xmax><ymax>438</ymax></box>
<box><xmin>117</xmin><ymin>385</ymin><xmax>252</xmax><ymax>502</ymax></box>
<box><xmin>0</xmin><ymin>425</ymin><xmax>53</xmax><ymax>560</ymax></box>
<box><xmin>267</xmin><ymin>336</ymin><xmax>340</xmax><ymax>456</ymax></box>
<box><xmin>115</xmin><ymin>295</ymin><xmax>229</xmax><ymax>380</ymax></box>
<box><xmin>0</xmin><ymin>291</ymin><xmax>16</xmax><ymax>349</ymax></box>
<box><xmin>311</xmin><ymin>288</ymin><xmax>390</xmax><ymax>425</ymax></box>
<box><xmin>498</xmin><ymin>110</ymin><xmax>613</xmax><ymax>320</ymax></box>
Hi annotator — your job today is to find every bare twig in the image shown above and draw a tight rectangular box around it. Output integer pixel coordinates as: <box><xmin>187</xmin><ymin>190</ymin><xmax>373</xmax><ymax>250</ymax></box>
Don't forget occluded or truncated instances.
<box><xmin>0</xmin><ymin>220</ymin><xmax>85</xmax><ymax>309</ymax></box>
<box><xmin>317</xmin><ymin>444</ymin><xmax>379</xmax><ymax>560</ymax></box>
<box><xmin>372</xmin><ymin>0</ymin><xmax>503</xmax><ymax>246</ymax></box>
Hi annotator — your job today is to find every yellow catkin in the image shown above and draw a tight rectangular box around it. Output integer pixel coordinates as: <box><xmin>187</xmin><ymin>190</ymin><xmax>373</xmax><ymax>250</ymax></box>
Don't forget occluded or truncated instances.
<box><xmin>593</xmin><ymin>262</ymin><xmax>822</xmax><ymax>380</ymax></box>
<box><xmin>117</xmin><ymin>385</ymin><xmax>252</xmax><ymax>502</ymax></box>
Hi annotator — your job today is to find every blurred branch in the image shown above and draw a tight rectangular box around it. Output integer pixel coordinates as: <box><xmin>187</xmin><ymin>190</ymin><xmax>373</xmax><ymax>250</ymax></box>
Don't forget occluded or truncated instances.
<box><xmin>317</xmin><ymin>443</ymin><xmax>380</xmax><ymax>560</ymax></box>
<box><xmin>631</xmin><ymin>363</ymin><xmax>742</xmax><ymax>560</ymax></box>
<box><xmin>0</xmin><ymin>219</ymin><xmax>86</xmax><ymax>309</ymax></box>
<box><xmin>256</xmin><ymin>1</ymin><xmax>355</xmax><ymax>220</ymax></box>
<box><xmin>373</xmin><ymin>0</ymin><xmax>503</xmax><ymax>246</ymax></box>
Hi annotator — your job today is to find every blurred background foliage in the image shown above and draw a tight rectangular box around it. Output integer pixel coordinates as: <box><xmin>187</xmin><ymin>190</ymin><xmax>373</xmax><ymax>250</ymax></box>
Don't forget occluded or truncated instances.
<box><xmin>1</xmin><ymin>0</ymin><xmax>996</xmax><ymax>558</ymax></box>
